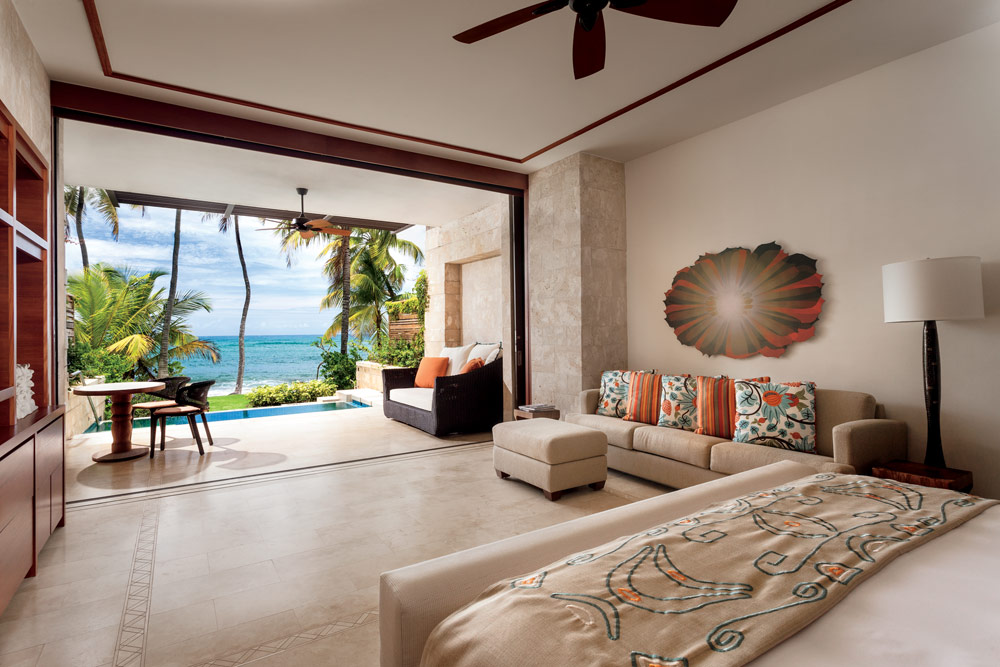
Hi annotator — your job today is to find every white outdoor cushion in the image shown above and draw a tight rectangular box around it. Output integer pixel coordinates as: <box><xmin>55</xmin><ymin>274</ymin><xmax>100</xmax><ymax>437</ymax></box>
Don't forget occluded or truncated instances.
<box><xmin>468</xmin><ymin>342</ymin><xmax>501</xmax><ymax>365</ymax></box>
<box><xmin>439</xmin><ymin>344</ymin><xmax>476</xmax><ymax>375</ymax></box>
<box><xmin>389</xmin><ymin>388</ymin><xmax>434</xmax><ymax>412</ymax></box>
<box><xmin>485</xmin><ymin>348</ymin><xmax>502</xmax><ymax>364</ymax></box>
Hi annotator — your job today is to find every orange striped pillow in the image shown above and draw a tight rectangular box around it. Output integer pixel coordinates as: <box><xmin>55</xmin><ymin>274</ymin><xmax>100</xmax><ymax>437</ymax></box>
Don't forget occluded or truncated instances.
<box><xmin>695</xmin><ymin>376</ymin><xmax>770</xmax><ymax>439</ymax></box>
<box><xmin>623</xmin><ymin>371</ymin><xmax>663</xmax><ymax>425</ymax></box>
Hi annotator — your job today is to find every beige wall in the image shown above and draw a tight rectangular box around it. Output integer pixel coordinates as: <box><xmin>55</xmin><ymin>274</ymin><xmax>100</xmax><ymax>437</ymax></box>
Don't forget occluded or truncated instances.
<box><xmin>461</xmin><ymin>255</ymin><xmax>503</xmax><ymax>346</ymax></box>
<box><xmin>528</xmin><ymin>153</ymin><xmax>628</xmax><ymax>415</ymax></box>
<box><xmin>0</xmin><ymin>0</ymin><xmax>50</xmax><ymax>161</ymax></box>
<box><xmin>425</xmin><ymin>201</ymin><xmax>513</xmax><ymax>413</ymax></box>
<box><xmin>624</xmin><ymin>23</ymin><xmax>1000</xmax><ymax>496</ymax></box>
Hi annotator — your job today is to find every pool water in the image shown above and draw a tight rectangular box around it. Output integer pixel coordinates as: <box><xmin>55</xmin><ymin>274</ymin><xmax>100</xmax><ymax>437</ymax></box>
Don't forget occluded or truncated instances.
<box><xmin>84</xmin><ymin>400</ymin><xmax>369</xmax><ymax>433</ymax></box>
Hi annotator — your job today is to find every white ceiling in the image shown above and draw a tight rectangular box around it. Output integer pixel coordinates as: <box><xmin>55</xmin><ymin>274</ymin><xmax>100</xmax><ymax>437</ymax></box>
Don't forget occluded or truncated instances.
<box><xmin>14</xmin><ymin>0</ymin><xmax>1000</xmax><ymax>171</ymax></box>
<box><xmin>62</xmin><ymin>120</ymin><xmax>506</xmax><ymax>226</ymax></box>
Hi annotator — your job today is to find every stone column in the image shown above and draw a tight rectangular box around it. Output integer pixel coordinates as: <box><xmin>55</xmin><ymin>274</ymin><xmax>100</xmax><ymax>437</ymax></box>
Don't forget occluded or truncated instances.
<box><xmin>528</xmin><ymin>153</ymin><xmax>627</xmax><ymax>415</ymax></box>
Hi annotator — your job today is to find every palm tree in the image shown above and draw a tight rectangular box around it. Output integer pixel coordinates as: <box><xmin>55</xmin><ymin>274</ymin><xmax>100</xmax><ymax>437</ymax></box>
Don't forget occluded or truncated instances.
<box><xmin>157</xmin><ymin>208</ymin><xmax>183</xmax><ymax>378</ymax></box>
<box><xmin>68</xmin><ymin>264</ymin><xmax>219</xmax><ymax>376</ymax></box>
<box><xmin>219</xmin><ymin>214</ymin><xmax>252</xmax><ymax>393</ymax></box>
<box><xmin>63</xmin><ymin>186</ymin><xmax>123</xmax><ymax>271</ymax></box>
<box><xmin>319</xmin><ymin>229</ymin><xmax>424</xmax><ymax>347</ymax></box>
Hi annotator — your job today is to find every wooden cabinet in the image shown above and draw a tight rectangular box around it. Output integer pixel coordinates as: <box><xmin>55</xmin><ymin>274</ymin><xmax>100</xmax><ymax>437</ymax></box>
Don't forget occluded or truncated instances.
<box><xmin>34</xmin><ymin>419</ymin><xmax>65</xmax><ymax>554</ymax></box>
<box><xmin>0</xmin><ymin>439</ymin><xmax>34</xmax><ymax>611</ymax></box>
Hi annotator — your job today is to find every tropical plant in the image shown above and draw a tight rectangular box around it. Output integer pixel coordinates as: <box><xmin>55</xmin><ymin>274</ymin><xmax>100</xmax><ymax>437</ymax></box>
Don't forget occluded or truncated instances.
<box><xmin>219</xmin><ymin>214</ymin><xmax>252</xmax><ymax>393</ymax></box>
<box><xmin>245</xmin><ymin>380</ymin><xmax>337</xmax><ymax>408</ymax></box>
<box><xmin>63</xmin><ymin>185</ymin><xmax>131</xmax><ymax>271</ymax></box>
<box><xmin>362</xmin><ymin>334</ymin><xmax>424</xmax><ymax>368</ymax></box>
<box><xmin>68</xmin><ymin>264</ymin><xmax>219</xmax><ymax>378</ymax></box>
<box><xmin>67</xmin><ymin>341</ymin><xmax>134</xmax><ymax>383</ymax></box>
<box><xmin>315</xmin><ymin>339</ymin><xmax>363</xmax><ymax>389</ymax></box>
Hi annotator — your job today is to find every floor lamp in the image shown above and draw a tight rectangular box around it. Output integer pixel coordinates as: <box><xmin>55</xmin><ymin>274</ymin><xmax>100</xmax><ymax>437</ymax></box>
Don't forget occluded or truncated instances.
<box><xmin>882</xmin><ymin>257</ymin><xmax>984</xmax><ymax>468</ymax></box>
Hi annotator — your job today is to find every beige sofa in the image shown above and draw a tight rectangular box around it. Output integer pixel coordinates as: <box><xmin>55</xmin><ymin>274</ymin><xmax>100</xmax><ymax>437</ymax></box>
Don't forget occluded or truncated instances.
<box><xmin>566</xmin><ymin>387</ymin><xmax>907</xmax><ymax>488</ymax></box>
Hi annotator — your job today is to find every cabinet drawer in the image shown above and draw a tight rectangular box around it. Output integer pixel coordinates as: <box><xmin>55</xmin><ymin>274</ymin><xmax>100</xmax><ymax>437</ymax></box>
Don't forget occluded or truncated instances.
<box><xmin>0</xmin><ymin>440</ymin><xmax>33</xmax><ymax>535</ymax></box>
<box><xmin>35</xmin><ymin>419</ymin><xmax>64</xmax><ymax>478</ymax></box>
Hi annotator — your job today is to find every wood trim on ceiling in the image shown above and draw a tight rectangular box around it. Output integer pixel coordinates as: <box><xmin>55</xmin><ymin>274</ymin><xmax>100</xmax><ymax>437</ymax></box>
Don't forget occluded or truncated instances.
<box><xmin>80</xmin><ymin>0</ymin><xmax>854</xmax><ymax>165</ymax></box>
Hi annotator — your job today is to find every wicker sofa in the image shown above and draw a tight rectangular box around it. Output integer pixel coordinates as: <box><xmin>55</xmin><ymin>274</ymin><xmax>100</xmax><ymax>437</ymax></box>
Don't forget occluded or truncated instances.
<box><xmin>382</xmin><ymin>358</ymin><xmax>503</xmax><ymax>436</ymax></box>
<box><xmin>566</xmin><ymin>386</ymin><xmax>907</xmax><ymax>489</ymax></box>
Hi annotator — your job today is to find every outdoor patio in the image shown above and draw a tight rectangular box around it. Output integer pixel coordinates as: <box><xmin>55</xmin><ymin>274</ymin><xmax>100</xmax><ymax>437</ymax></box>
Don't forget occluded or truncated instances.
<box><xmin>66</xmin><ymin>407</ymin><xmax>491</xmax><ymax>502</ymax></box>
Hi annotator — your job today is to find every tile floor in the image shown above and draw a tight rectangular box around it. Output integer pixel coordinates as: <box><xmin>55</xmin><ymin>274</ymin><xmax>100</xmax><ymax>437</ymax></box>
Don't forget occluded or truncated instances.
<box><xmin>67</xmin><ymin>407</ymin><xmax>490</xmax><ymax>501</ymax></box>
<box><xmin>0</xmin><ymin>443</ymin><xmax>667</xmax><ymax>666</ymax></box>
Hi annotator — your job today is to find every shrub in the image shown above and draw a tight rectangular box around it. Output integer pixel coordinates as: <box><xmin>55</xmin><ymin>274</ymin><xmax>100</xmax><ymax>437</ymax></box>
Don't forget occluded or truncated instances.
<box><xmin>68</xmin><ymin>342</ymin><xmax>134</xmax><ymax>384</ymax></box>
<box><xmin>363</xmin><ymin>334</ymin><xmax>424</xmax><ymax>368</ymax></box>
<box><xmin>386</xmin><ymin>297</ymin><xmax>420</xmax><ymax>320</ymax></box>
<box><xmin>316</xmin><ymin>342</ymin><xmax>363</xmax><ymax>389</ymax></box>
<box><xmin>245</xmin><ymin>380</ymin><xmax>338</xmax><ymax>408</ymax></box>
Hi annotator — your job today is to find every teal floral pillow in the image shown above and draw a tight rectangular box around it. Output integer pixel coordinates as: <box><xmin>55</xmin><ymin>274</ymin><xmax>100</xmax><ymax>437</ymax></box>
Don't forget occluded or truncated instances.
<box><xmin>733</xmin><ymin>380</ymin><xmax>817</xmax><ymax>453</ymax></box>
<box><xmin>657</xmin><ymin>375</ymin><xmax>697</xmax><ymax>431</ymax></box>
<box><xmin>596</xmin><ymin>370</ymin><xmax>632</xmax><ymax>417</ymax></box>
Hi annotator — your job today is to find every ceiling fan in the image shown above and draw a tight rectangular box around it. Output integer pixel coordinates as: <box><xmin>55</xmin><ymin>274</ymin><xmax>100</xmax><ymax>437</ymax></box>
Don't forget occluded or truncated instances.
<box><xmin>453</xmin><ymin>0</ymin><xmax>738</xmax><ymax>80</ymax></box>
<box><xmin>256</xmin><ymin>188</ymin><xmax>351</xmax><ymax>240</ymax></box>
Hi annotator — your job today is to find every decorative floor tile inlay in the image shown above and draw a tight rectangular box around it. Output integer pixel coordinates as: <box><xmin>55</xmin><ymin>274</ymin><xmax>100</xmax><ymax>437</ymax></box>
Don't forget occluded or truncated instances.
<box><xmin>188</xmin><ymin>611</ymin><xmax>379</xmax><ymax>667</ymax></box>
<box><xmin>113</xmin><ymin>500</ymin><xmax>160</xmax><ymax>667</ymax></box>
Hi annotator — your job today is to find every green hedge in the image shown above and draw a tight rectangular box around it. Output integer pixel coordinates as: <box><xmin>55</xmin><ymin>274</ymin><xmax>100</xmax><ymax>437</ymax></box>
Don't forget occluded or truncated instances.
<box><xmin>245</xmin><ymin>380</ymin><xmax>338</xmax><ymax>408</ymax></box>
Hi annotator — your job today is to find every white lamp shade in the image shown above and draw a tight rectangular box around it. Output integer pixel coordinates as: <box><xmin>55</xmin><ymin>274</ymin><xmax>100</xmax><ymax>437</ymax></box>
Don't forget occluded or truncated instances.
<box><xmin>882</xmin><ymin>256</ymin><xmax>985</xmax><ymax>323</ymax></box>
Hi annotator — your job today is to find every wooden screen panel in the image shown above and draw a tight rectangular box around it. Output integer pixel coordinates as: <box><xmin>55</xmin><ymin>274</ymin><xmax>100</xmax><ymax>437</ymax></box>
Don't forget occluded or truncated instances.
<box><xmin>14</xmin><ymin>156</ymin><xmax>46</xmax><ymax>241</ymax></box>
<box><xmin>15</xmin><ymin>252</ymin><xmax>48</xmax><ymax>409</ymax></box>
<box><xmin>0</xmin><ymin>441</ymin><xmax>34</xmax><ymax>614</ymax></box>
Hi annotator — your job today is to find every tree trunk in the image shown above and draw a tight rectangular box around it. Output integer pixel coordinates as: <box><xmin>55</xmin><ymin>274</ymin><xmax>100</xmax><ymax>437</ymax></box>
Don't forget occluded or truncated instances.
<box><xmin>158</xmin><ymin>209</ymin><xmax>182</xmax><ymax>378</ymax></box>
<box><xmin>340</xmin><ymin>233</ymin><xmax>350</xmax><ymax>355</ymax></box>
<box><xmin>234</xmin><ymin>216</ymin><xmax>251</xmax><ymax>394</ymax></box>
<box><xmin>75</xmin><ymin>187</ymin><xmax>89</xmax><ymax>271</ymax></box>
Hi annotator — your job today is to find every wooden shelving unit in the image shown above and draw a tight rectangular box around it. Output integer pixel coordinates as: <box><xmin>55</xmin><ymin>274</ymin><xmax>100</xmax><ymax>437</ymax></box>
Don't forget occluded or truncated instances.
<box><xmin>0</xmin><ymin>95</ymin><xmax>63</xmax><ymax>616</ymax></box>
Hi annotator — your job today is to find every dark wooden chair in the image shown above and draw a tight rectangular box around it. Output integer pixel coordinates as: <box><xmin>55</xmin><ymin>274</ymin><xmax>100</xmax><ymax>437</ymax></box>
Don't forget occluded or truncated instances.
<box><xmin>150</xmin><ymin>380</ymin><xmax>215</xmax><ymax>457</ymax></box>
<box><xmin>133</xmin><ymin>376</ymin><xmax>189</xmax><ymax>445</ymax></box>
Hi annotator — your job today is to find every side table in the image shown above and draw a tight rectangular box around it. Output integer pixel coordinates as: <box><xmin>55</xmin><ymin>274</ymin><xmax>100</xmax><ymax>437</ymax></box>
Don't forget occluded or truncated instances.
<box><xmin>513</xmin><ymin>408</ymin><xmax>561</xmax><ymax>421</ymax></box>
<box><xmin>871</xmin><ymin>460</ymin><xmax>973</xmax><ymax>493</ymax></box>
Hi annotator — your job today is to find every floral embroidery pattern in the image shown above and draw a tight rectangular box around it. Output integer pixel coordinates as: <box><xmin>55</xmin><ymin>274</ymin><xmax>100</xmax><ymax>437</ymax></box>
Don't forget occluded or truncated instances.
<box><xmin>658</xmin><ymin>376</ymin><xmax>697</xmax><ymax>431</ymax></box>
<box><xmin>734</xmin><ymin>380</ymin><xmax>817</xmax><ymax>453</ymax></box>
<box><xmin>597</xmin><ymin>370</ymin><xmax>633</xmax><ymax>418</ymax></box>
<box><xmin>663</xmin><ymin>242</ymin><xmax>824</xmax><ymax>359</ymax></box>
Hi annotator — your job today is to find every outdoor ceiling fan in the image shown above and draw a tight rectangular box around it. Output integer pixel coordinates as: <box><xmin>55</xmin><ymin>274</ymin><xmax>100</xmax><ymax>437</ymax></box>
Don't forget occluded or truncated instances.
<box><xmin>256</xmin><ymin>188</ymin><xmax>351</xmax><ymax>240</ymax></box>
<box><xmin>453</xmin><ymin>0</ymin><xmax>738</xmax><ymax>79</ymax></box>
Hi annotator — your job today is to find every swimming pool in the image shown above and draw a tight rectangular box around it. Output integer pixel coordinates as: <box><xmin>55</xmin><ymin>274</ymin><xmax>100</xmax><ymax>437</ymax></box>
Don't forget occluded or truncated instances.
<box><xmin>84</xmin><ymin>400</ymin><xmax>370</xmax><ymax>433</ymax></box>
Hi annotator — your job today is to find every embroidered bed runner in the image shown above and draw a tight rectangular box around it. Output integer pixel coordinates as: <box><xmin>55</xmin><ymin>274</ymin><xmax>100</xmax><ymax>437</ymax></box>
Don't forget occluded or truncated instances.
<box><xmin>421</xmin><ymin>473</ymin><xmax>996</xmax><ymax>667</ymax></box>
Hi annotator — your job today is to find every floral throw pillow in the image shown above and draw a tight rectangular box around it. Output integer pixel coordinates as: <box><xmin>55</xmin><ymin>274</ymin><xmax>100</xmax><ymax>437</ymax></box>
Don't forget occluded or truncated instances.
<box><xmin>596</xmin><ymin>370</ymin><xmax>632</xmax><ymax>417</ymax></box>
<box><xmin>658</xmin><ymin>375</ymin><xmax>697</xmax><ymax>431</ymax></box>
<box><xmin>733</xmin><ymin>380</ymin><xmax>817</xmax><ymax>453</ymax></box>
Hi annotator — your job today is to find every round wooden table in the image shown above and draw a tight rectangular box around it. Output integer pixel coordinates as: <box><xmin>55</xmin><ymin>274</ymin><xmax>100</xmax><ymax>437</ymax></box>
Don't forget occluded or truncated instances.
<box><xmin>73</xmin><ymin>381</ymin><xmax>166</xmax><ymax>462</ymax></box>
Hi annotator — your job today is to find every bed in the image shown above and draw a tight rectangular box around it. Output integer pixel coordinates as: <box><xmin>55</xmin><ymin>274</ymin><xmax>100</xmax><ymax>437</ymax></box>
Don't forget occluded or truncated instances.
<box><xmin>379</xmin><ymin>461</ymin><xmax>999</xmax><ymax>666</ymax></box>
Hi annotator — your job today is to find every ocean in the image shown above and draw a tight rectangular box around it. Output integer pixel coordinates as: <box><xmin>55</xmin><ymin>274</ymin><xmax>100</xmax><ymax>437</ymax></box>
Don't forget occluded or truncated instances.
<box><xmin>181</xmin><ymin>334</ymin><xmax>362</xmax><ymax>395</ymax></box>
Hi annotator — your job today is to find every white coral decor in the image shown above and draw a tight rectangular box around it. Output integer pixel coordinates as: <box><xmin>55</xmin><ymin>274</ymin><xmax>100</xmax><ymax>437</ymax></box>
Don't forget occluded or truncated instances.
<box><xmin>15</xmin><ymin>363</ymin><xmax>37</xmax><ymax>419</ymax></box>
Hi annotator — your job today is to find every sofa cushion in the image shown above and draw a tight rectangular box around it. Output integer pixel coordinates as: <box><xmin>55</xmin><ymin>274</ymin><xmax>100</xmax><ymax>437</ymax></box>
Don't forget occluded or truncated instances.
<box><xmin>734</xmin><ymin>380</ymin><xmax>818</xmax><ymax>454</ymax></box>
<box><xmin>459</xmin><ymin>358</ymin><xmax>484</xmax><ymax>374</ymax></box>
<box><xmin>565</xmin><ymin>413</ymin><xmax>644</xmax><ymax>450</ymax></box>
<box><xmin>633</xmin><ymin>426</ymin><xmax>727</xmax><ymax>469</ymax></box>
<box><xmin>389</xmin><ymin>388</ymin><xmax>434</xmax><ymax>412</ymax></box>
<box><xmin>493</xmin><ymin>419</ymin><xmax>607</xmax><ymax>465</ymax></box>
<box><xmin>657</xmin><ymin>375</ymin><xmax>697</xmax><ymax>431</ymax></box>
<box><xmin>710</xmin><ymin>441</ymin><xmax>854</xmax><ymax>475</ymax></box>
<box><xmin>439</xmin><ymin>344</ymin><xmax>476</xmax><ymax>375</ymax></box>
<box><xmin>596</xmin><ymin>370</ymin><xmax>632</xmax><ymax>418</ymax></box>
<box><xmin>623</xmin><ymin>371</ymin><xmax>663</xmax><ymax>425</ymax></box>
<box><xmin>415</xmin><ymin>357</ymin><xmax>449</xmax><ymax>388</ymax></box>
<box><xmin>814</xmin><ymin>389</ymin><xmax>876</xmax><ymax>457</ymax></box>
<box><xmin>468</xmin><ymin>342</ymin><xmax>500</xmax><ymax>365</ymax></box>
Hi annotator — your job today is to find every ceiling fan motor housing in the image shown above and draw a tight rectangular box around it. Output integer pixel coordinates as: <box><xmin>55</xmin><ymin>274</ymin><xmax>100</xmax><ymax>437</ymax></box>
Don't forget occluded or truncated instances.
<box><xmin>570</xmin><ymin>0</ymin><xmax>609</xmax><ymax>30</ymax></box>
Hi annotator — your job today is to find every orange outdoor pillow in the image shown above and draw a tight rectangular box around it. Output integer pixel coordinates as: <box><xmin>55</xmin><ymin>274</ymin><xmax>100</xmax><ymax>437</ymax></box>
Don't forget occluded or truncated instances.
<box><xmin>415</xmin><ymin>357</ymin><xmax>449</xmax><ymax>388</ymax></box>
<box><xmin>460</xmin><ymin>358</ymin><xmax>484</xmax><ymax>374</ymax></box>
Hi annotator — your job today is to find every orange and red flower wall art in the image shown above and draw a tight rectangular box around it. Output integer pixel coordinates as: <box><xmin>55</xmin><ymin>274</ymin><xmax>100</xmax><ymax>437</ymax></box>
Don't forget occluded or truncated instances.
<box><xmin>663</xmin><ymin>242</ymin><xmax>824</xmax><ymax>358</ymax></box>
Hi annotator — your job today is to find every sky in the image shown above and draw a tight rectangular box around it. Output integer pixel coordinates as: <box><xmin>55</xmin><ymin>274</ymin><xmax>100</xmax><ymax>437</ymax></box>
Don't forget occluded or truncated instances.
<box><xmin>66</xmin><ymin>204</ymin><xmax>426</xmax><ymax>337</ymax></box>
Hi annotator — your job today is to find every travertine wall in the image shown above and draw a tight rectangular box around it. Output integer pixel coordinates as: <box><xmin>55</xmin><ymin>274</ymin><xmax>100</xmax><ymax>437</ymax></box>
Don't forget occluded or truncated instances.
<box><xmin>0</xmin><ymin>0</ymin><xmax>50</xmax><ymax>160</ymax></box>
<box><xmin>461</xmin><ymin>255</ymin><xmax>503</xmax><ymax>346</ymax></box>
<box><xmin>425</xmin><ymin>201</ymin><xmax>513</xmax><ymax>414</ymax></box>
<box><xmin>527</xmin><ymin>153</ymin><xmax>628</xmax><ymax>415</ymax></box>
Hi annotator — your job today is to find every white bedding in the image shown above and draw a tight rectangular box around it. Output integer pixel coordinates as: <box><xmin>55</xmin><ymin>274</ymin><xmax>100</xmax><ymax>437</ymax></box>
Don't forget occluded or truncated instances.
<box><xmin>751</xmin><ymin>504</ymin><xmax>1000</xmax><ymax>665</ymax></box>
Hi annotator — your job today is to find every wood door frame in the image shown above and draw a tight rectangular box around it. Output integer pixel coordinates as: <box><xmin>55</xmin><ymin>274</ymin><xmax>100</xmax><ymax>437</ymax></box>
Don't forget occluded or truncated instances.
<box><xmin>51</xmin><ymin>87</ymin><xmax>531</xmax><ymax>407</ymax></box>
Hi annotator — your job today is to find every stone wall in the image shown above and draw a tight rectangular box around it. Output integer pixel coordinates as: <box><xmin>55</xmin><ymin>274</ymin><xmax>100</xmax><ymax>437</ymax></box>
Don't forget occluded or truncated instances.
<box><xmin>355</xmin><ymin>360</ymin><xmax>401</xmax><ymax>393</ymax></box>
<box><xmin>425</xmin><ymin>201</ymin><xmax>513</xmax><ymax>415</ymax></box>
<box><xmin>527</xmin><ymin>153</ymin><xmax>628</xmax><ymax>415</ymax></box>
<box><xmin>0</xmin><ymin>0</ymin><xmax>50</xmax><ymax>161</ymax></box>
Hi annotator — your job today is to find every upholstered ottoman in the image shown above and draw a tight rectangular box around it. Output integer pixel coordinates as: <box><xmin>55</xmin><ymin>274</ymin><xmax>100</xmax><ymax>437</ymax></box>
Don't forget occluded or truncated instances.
<box><xmin>492</xmin><ymin>418</ymin><xmax>608</xmax><ymax>500</ymax></box>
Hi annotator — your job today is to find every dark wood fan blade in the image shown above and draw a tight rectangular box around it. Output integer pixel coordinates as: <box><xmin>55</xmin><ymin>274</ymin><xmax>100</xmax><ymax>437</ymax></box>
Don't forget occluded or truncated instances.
<box><xmin>317</xmin><ymin>228</ymin><xmax>352</xmax><ymax>236</ymax></box>
<box><xmin>573</xmin><ymin>12</ymin><xmax>606</xmax><ymax>80</ymax></box>
<box><xmin>453</xmin><ymin>0</ymin><xmax>568</xmax><ymax>44</ymax></box>
<box><xmin>611</xmin><ymin>0</ymin><xmax>737</xmax><ymax>27</ymax></box>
